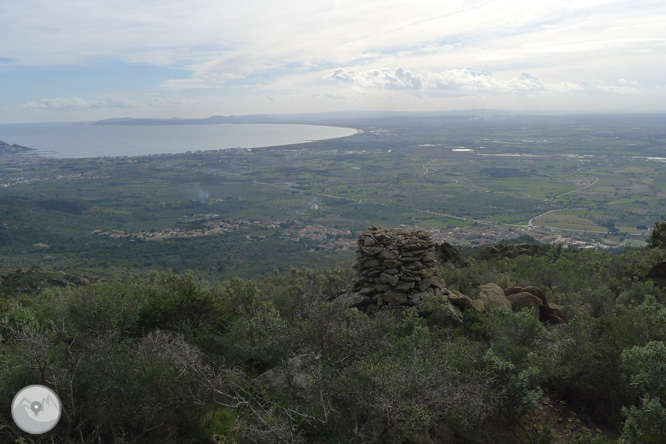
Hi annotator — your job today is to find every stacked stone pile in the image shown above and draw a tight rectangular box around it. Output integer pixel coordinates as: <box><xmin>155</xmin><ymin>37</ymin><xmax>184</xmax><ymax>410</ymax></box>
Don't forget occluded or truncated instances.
<box><xmin>351</xmin><ymin>226</ymin><xmax>446</xmax><ymax>312</ymax></box>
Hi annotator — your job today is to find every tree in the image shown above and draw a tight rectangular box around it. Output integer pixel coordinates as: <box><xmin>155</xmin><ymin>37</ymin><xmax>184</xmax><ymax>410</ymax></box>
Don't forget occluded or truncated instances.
<box><xmin>647</xmin><ymin>219</ymin><xmax>666</xmax><ymax>248</ymax></box>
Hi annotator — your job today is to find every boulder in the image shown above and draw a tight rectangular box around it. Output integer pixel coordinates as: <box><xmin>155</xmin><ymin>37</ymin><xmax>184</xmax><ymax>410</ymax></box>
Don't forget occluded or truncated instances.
<box><xmin>470</xmin><ymin>299</ymin><xmax>486</xmax><ymax>313</ymax></box>
<box><xmin>506</xmin><ymin>292</ymin><xmax>543</xmax><ymax>311</ymax></box>
<box><xmin>506</xmin><ymin>291</ymin><xmax>543</xmax><ymax>318</ymax></box>
<box><xmin>478</xmin><ymin>283</ymin><xmax>511</xmax><ymax>311</ymax></box>
<box><xmin>435</xmin><ymin>242</ymin><xmax>469</xmax><ymax>267</ymax></box>
<box><xmin>540</xmin><ymin>302</ymin><xmax>565</xmax><ymax>324</ymax></box>
<box><xmin>447</xmin><ymin>291</ymin><xmax>475</xmax><ymax>311</ymax></box>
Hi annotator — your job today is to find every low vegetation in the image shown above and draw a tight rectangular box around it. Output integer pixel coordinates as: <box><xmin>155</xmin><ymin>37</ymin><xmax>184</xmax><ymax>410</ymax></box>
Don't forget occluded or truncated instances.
<box><xmin>2</xmin><ymin>240</ymin><xmax>666</xmax><ymax>443</ymax></box>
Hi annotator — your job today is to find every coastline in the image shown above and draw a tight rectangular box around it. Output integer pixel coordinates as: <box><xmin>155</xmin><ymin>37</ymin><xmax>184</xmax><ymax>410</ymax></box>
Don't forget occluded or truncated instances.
<box><xmin>0</xmin><ymin>122</ymin><xmax>359</xmax><ymax>159</ymax></box>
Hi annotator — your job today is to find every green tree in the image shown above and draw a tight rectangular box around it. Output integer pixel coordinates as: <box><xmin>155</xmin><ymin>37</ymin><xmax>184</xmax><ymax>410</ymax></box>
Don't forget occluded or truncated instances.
<box><xmin>620</xmin><ymin>341</ymin><xmax>666</xmax><ymax>443</ymax></box>
<box><xmin>647</xmin><ymin>219</ymin><xmax>666</xmax><ymax>248</ymax></box>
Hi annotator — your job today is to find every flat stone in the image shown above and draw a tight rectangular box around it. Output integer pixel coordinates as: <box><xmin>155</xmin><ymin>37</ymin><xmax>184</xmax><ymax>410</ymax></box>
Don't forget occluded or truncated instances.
<box><xmin>382</xmin><ymin>259</ymin><xmax>402</xmax><ymax>269</ymax></box>
<box><xmin>395</xmin><ymin>281</ymin><xmax>415</xmax><ymax>292</ymax></box>
<box><xmin>404</xmin><ymin>261</ymin><xmax>423</xmax><ymax>270</ymax></box>
<box><xmin>359</xmin><ymin>286</ymin><xmax>376</xmax><ymax>295</ymax></box>
<box><xmin>362</xmin><ymin>246</ymin><xmax>384</xmax><ymax>256</ymax></box>
<box><xmin>419</xmin><ymin>268</ymin><xmax>435</xmax><ymax>278</ymax></box>
<box><xmin>362</xmin><ymin>259</ymin><xmax>382</xmax><ymax>268</ymax></box>
<box><xmin>378</xmin><ymin>249</ymin><xmax>400</xmax><ymax>260</ymax></box>
<box><xmin>380</xmin><ymin>272</ymin><xmax>399</xmax><ymax>286</ymax></box>
<box><xmin>401</xmin><ymin>256</ymin><xmax>421</xmax><ymax>263</ymax></box>
<box><xmin>383</xmin><ymin>291</ymin><xmax>407</xmax><ymax>305</ymax></box>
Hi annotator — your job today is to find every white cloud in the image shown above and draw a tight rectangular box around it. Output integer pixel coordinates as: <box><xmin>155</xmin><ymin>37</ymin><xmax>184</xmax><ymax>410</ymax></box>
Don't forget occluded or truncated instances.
<box><xmin>22</xmin><ymin>97</ymin><xmax>138</xmax><ymax>110</ymax></box>
<box><xmin>22</xmin><ymin>95</ymin><xmax>199</xmax><ymax>111</ymax></box>
<box><xmin>327</xmin><ymin>67</ymin><xmax>583</xmax><ymax>96</ymax></box>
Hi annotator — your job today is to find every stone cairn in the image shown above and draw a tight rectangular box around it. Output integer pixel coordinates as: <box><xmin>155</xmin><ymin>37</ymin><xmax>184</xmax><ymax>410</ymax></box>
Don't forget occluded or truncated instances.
<box><xmin>351</xmin><ymin>225</ymin><xmax>446</xmax><ymax>312</ymax></box>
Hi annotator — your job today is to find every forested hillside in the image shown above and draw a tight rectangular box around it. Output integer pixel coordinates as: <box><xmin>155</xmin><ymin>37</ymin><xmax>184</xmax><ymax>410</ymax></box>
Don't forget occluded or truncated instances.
<box><xmin>2</xmin><ymin>235</ymin><xmax>666</xmax><ymax>443</ymax></box>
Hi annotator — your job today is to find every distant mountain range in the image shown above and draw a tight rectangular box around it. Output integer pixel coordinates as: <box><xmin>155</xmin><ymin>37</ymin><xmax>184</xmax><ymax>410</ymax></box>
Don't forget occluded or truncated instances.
<box><xmin>91</xmin><ymin>109</ymin><xmax>574</xmax><ymax>127</ymax></box>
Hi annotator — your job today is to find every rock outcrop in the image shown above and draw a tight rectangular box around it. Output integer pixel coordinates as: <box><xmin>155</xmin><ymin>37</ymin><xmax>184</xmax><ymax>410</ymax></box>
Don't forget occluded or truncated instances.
<box><xmin>350</xmin><ymin>226</ymin><xmax>446</xmax><ymax>312</ymax></box>
<box><xmin>478</xmin><ymin>283</ymin><xmax>512</xmax><ymax>311</ymax></box>
<box><xmin>504</xmin><ymin>286</ymin><xmax>564</xmax><ymax>323</ymax></box>
<box><xmin>435</xmin><ymin>242</ymin><xmax>469</xmax><ymax>268</ymax></box>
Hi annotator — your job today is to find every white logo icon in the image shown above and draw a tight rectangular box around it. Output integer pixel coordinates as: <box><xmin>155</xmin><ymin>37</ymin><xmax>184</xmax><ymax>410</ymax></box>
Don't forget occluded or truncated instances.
<box><xmin>11</xmin><ymin>385</ymin><xmax>61</xmax><ymax>434</ymax></box>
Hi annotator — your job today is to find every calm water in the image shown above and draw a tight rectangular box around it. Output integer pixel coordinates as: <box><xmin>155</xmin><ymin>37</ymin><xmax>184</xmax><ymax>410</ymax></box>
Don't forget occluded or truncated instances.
<box><xmin>0</xmin><ymin>122</ymin><xmax>357</xmax><ymax>158</ymax></box>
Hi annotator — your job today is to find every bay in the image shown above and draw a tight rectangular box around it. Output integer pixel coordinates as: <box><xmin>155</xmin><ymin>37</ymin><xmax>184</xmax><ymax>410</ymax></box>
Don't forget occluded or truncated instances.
<box><xmin>0</xmin><ymin>122</ymin><xmax>357</xmax><ymax>158</ymax></box>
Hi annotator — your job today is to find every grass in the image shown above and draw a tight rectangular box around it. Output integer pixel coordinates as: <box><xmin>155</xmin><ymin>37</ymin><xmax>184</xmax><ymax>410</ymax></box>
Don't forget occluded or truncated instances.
<box><xmin>533</xmin><ymin>212</ymin><xmax>609</xmax><ymax>232</ymax></box>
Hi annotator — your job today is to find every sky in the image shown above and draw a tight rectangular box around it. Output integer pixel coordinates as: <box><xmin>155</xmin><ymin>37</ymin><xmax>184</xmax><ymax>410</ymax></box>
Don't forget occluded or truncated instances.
<box><xmin>1</xmin><ymin>0</ymin><xmax>665</xmax><ymax>123</ymax></box>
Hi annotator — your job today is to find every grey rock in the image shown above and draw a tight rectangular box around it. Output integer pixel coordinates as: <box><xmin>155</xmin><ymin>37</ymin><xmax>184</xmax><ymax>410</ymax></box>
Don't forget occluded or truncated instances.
<box><xmin>478</xmin><ymin>283</ymin><xmax>511</xmax><ymax>311</ymax></box>
<box><xmin>395</xmin><ymin>281</ymin><xmax>415</xmax><ymax>292</ymax></box>
<box><xmin>418</xmin><ymin>278</ymin><xmax>432</xmax><ymax>292</ymax></box>
<box><xmin>380</xmin><ymin>272</ymin><xmax>400</xmax><ymax>286</ymax></box>
<box><xmin>435</xmin><ymin>242</ymin><xmax>469</xmax><ymax>268</ymax></box>
<box><xmin>431</xmin><ymin>276</ymin><xmax>446</xmax><ymax>289</ymax></box>
<box><xmin>362</xmin><ymin>259</ymin><xmax>382</xmax><ymax>269</ymax></box>
<box><xmin>382</xmin><ymin>259</ymin><xmax>401</xmax><ymax>269</ymax></box>
<box><xmin>378</xmin><ymin>249</ymin><xmax>400</xmax><ymax>260</ymax></box>
<box><xmin>384</xmin><ymin>290</ymin><xmax>408</xmax><ymax>305</ymax></box>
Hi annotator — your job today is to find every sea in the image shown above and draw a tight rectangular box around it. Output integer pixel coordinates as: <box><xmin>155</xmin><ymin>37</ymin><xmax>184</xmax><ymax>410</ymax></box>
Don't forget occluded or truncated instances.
<box><xmin>0</xmin><ymin>122</ymin><xmax>357</xmax><ymax>159</ymax></box>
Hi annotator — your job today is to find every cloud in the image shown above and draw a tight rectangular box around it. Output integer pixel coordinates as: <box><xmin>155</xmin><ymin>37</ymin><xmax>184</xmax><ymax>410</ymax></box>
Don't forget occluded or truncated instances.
<box><xmin>22</xmin><ymin>97</ymin><xmax>138</xmax><ymax>110</ymax></box>
<box><xmin>3</xmin><ymin>0</ymin><xmax>666</xmax><ymax>117</ymax></box>
<box><xmin>328</xmin><ymin>67</ymin><xmax>566</xmax><ymax>96</ymax></box>
<box><xmin>22</xmin><ymin>95</ymin><xmax>198</xmax><ymax>111</ymax></box>
<box><xmin>325</xmin><ymin>67</ymin><xmax>653</xmax><ymax>99</ymax></box>
<box><xmin>150</xmin><ymin>95</ymin><xmax>200</xmax><ymax>106</ymax></box>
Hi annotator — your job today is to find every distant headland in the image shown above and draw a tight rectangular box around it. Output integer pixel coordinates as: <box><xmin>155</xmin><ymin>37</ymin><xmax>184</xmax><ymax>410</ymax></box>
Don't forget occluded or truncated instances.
<box><xmin>0</xmin><ymin>140</ymin><xmax>35</xmax><ymax>154</ymax></box>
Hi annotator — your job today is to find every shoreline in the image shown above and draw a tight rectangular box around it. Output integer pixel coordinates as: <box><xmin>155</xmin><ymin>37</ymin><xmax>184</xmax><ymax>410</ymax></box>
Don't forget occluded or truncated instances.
<box><xmin>0</xmin><ymin>122</ymin><xmax>359</xmax><ymax>160</ymax></box>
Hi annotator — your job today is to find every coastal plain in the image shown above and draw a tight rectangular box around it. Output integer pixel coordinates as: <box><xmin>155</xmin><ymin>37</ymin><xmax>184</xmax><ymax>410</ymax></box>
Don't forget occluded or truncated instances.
<box><xmin>1</xmin><ymin>113</ymin><xmax>665</xmax><ymax>279</ymax></box>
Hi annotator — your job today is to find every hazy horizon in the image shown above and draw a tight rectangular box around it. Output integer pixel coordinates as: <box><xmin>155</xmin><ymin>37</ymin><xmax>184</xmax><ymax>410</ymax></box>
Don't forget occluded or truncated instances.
<box><xmin>2</xmin><ymin>1</ymin><xmax>665</xmax><ymax>123</ymax></box>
